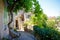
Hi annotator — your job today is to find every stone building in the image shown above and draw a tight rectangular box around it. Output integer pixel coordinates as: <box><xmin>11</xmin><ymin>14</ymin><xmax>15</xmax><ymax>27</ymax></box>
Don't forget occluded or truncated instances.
<box><xmin>13</xmin><ymin>10</ymin><xmax>33</xmax><ymax>31</ymax></box>
<box><xmin>0</xmin><ymin>0</ymin><xmax>33</xmax><ymax>38</ymax></box>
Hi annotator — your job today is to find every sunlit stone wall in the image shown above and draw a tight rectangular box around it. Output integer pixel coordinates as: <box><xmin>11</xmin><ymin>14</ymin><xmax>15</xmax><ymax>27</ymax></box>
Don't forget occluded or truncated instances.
<box><xmin>0</xmin><ymin>0</ymin><xmax>4</xmax><ymax>38</ymax></box>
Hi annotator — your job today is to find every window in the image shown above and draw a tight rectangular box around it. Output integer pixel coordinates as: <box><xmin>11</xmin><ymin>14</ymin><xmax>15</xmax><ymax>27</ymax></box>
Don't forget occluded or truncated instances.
<box><xmin>16</xmin><ymin>20</ymin><xmax>19</xmax><ymax>29</ymax></box>
<box><xmin>26</xmin><ymin>15</ymin><xmax>30</xmax><ymax>18</ymax></box>
<box><xmin>21</xmin><ymin>14</ymin><xmax>24</xmax><ymax>21</ymax></box>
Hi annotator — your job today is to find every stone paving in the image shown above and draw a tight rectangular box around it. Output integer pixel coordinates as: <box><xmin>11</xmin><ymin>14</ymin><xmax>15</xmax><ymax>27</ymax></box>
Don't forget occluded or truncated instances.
<box><xmin>12</xmin><ymin>31</ymin><xmax>36</xmax><ymax>40</ymax></box>
<box><xmin>3</xmin><ymin>25</ymin><xmax>36</xmax><ymax>40</ymax></box>
<box><xmin>18</xmin><ymin>31</ymin><xmax>36</xmax><ymax>40</ymax></box>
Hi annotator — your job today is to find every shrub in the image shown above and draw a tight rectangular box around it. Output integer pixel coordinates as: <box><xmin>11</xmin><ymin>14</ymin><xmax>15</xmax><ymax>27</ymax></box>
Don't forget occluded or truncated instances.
<box><xmin>33</xmin><ymin>25</ymin><xmax>60</xmax><ymax>40</ymax></box>
<box><xmin>2</xmin><ymin>37</ymin><xmax>9</xmax><ymax>40</ymax></box>
<box><xmin>14</xmin><ymin>28</ymin><xmax>17</xmax><ymax>32</ymax></box>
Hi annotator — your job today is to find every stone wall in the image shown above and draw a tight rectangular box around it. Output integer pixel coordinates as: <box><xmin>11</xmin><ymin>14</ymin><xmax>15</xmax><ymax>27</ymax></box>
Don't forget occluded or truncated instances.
<box><xmin>0</xmin><ymin>0</ymin><xmax>4</xmax><ymax>38</ymax></box>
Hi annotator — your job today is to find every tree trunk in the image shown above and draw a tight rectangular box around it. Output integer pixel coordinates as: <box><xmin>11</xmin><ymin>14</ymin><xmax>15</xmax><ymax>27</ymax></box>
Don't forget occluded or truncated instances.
<box><xmin>8</xmin><ymin>12</ymin><xmax>20</xmax><ymax>38</ymax></box>
<box><xmin>8</xmin><ymin>12</ymin><xmax>13</xmax><ymax>29</ymax></box>
<box><xmin>8</xmin><ymin>11</ymin><xmax>13</xmax><ymax>37</ymax></box>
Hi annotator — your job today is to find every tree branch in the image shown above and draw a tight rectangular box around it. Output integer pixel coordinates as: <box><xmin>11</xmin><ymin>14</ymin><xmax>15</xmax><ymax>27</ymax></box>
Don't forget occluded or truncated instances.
<box><xmin>9</xmin><ymin>0</ymin><xmax>20</xmax><ymax>12</ymax></box>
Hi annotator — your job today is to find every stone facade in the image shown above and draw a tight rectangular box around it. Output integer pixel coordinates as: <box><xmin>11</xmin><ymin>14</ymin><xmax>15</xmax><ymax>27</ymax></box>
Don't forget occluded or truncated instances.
<box><xmin>13</xmin><ymin>10</ymin><xmax>33</xmax><ymax>31</ymax></box>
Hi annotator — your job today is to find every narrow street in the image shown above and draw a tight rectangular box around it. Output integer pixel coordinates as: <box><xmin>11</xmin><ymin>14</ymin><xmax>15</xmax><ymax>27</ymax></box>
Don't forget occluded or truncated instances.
<box><xmin>18</xmin><ymin>31</ymin><xmax>36</xmax><ymax>40</ymax></box>
<box><xmin>12</xmin><ymin>31</ymin><xmax>36</xmax><ymax>40</ymax></box>
<box><xmin>3</xmin><ymin>25</ymin><xmax>36</xmax><ymax>40</ymax></box>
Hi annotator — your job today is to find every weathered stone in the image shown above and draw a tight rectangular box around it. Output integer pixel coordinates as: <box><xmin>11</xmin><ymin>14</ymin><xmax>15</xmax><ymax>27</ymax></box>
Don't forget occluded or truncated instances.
<box><xmin>9</xmin><ymin>29</ymin><xmax>20</xmax><ymax>38</ymax></box>
<box><xmin>0</xmin><ymin>0</ymin><xmax>4</xmax><ymax>38</ymax></box>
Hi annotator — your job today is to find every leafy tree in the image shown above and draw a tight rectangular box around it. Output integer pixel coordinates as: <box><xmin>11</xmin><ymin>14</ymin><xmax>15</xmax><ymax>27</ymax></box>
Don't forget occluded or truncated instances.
<box><xmin>3</xmin><ymin>0</ymin><xmax>48</xmax><ymax>39</ymax></box>
<box><xmin>46</xmin><ymin>19</ymin><xmax>56</xmax><ymax>27</ymax></box>
<box><xmin>32</xmin><ymin>0</ymin><xmax>47</xmax><ymax>27</ymax></box>
<box><xmin>4</xmin><ymin>0</ymin><xmax>33</xmax><ymax>28</ymax></box>
<box><xmin>4</xmin><ymin>0</ymin><xmax>35</xmax><ymax>28</ymax></box>
<box><xmin>4</xmin><ymin>0</ymin><xmax>43</xmax><ymax>37</ymax></box>
<box><xmin>57</xmin><ymin>16</ymin><xmax>60</xmax><ymax>21</ymax></box>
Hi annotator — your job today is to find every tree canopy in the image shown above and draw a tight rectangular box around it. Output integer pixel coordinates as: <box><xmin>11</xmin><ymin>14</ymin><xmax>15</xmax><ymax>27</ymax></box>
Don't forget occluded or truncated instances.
<box><xmin>3</xmin><ymin>0</ymin><xmax>36</xmax><ymax>12</ymax></box>
<box><xmin>4</xmin><ymin>0</ymin><xmax>48</xmax><ymax>28</ymax></box>
<box><xmin>3</xmin><ymin>0</ymin><xmax>44</xmax><ymax>13</ymax></box>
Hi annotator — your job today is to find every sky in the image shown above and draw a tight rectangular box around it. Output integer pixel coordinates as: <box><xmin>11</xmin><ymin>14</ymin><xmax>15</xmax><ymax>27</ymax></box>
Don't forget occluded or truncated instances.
<box><xmin>38</xmin><ymin>0</ymin><xmax>60</xmax><ymax>17</ymax></box>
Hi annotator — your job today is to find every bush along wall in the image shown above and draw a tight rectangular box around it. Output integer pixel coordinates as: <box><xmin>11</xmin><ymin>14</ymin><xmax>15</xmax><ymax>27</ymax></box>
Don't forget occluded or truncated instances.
<box><xmin>33</xmin><ymin>25</ymin><xmax>60</xmax><ymax>40</ymax></box>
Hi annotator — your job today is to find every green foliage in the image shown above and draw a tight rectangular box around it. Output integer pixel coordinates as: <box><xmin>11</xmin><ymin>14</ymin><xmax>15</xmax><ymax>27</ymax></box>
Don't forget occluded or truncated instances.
<box><xmin>57</xmin><ymin>16</ymin><xmax>60</xmax><ymax>21</ymax></box>
<box><xmin>33</xmin><ymin>25</ymin><xmax>60</xmax><ymax>40</ymax></box>
<box><xmin>5</xmin><ymin>0</ymin><xmax>36</xmax><ymax>13</ymax></box>
<box><xmin>4</xmin><ymin>0</ymin><xmax>43</xmax><ymax>14</ymax></box>
<box><xmin>14</xmin><ymin>28</ymin><xmax>17</xmax><ymax>32</ymax></box>
<box><xmin>33</xmin><ymin>0</ymin><xmax>43</xmax><ymax>16</ymax></box>
<box><xmin>47</xmin><ymin>19</ymin><xmax>56</xmax><ymax>27</ymax></box>
<box><xmin>32</xmin><ymin>13</ymin><xmax>47</xmax><ymax>27</ymax></box>
<box><xmin>34</xmin><ymin>1</ymin><xmax>40</xmax><ymax>13</ymax></box>
<box><xmin>31</xmin><ymin>0</ymin><xmax>48</xmax><ymax>27</ymax></box>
